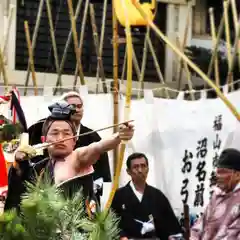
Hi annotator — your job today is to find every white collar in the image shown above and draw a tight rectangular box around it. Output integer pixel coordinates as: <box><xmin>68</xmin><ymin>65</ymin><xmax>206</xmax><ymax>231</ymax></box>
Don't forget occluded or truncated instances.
<box><xmin>77</xmin><ymin>124</ymin><xmax>81</xmax><ymax>135</ymax></box>
<box><xmin>130</xmin><ymin>181</ymin><xmax>143</xmax><ymax>202</ymax></box>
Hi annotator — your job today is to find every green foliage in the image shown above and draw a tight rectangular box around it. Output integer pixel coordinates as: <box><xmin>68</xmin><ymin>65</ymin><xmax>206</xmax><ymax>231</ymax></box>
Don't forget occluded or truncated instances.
<box><xmin>0</xmin><ymin>177</ymin><xmax>120</xmax><ymax>240</ymax></box>
<box><xmin>0</xmin><ymin>121</ymin><xmax>23</xmax><ymax>143</ymax></box>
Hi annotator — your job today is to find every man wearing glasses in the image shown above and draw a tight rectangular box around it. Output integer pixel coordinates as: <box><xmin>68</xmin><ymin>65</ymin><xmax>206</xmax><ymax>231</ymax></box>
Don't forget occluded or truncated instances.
<box><xmin>60</xmin><ymin>92</ymin><xmax>111</xmax><ymax>187</ymax></box>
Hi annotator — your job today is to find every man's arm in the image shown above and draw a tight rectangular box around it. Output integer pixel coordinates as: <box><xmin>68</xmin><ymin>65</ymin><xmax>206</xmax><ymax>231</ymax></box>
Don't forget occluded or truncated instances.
<box><xmin>76</xmin><ymin>133</ymin><xmax>121</xmax><ymax>168</ymax></box>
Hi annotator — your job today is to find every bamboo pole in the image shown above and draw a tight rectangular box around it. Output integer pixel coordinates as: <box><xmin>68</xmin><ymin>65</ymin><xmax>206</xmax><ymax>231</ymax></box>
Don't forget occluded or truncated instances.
<box><xmin>132</xmin><ymin>47</ymin><xmax>141</xmax><ymax>82</ymax></box>
<box><xmin>89</xmin><ymin>4</ymin><xmax>108</xmax><ymax>93</ymax></box>
<box><xmin>138</xmin><ymin>26</ymin><xmax>149</xmax><ymax>99</ymax></box>
<box><xmin>209</xmin><ymin>8</ymin><xmax>220</xmax><ymax>88</ymax></box>
<box><xmin>230</xmin><ymin>0</ymin><xmax>240</xmax><ymax>70</ymax></box>
<box><xmin>0</xmin><ymin>47</ymin><xmax>9</xmax><ymax>92</ymax></box>
<box><xmin>112</xmin><ymin>0</ymin><xmax>119</xmax><ymax>175</ymax></box>
<box><xmin>67</xmin><ymin>0</ymin><xmax>85</xmax><ymax>87</ymax></box>
<box><xmin>225</xmin><ymin>16</ymin><xmax>240</xmax><ymax>90</ymax></box>
<box><xmin>121</xmin><ymin>48</ymin><xmax>127</xmax><ymax>84</ymax></box>
<box><xmin>176</xmin><ymin>3</ymin><xmax>191</xmax><ymax>90</ymax></box>
<box><xmin>73</xmin><ymin>0</ymin><xmax>89</xmax><ymax>89</ymax></box>
<box><xmin>147</xmin><ymin>36</ymin><xmax>170</xmax><ymax>98</ymax></box>
<box><xmin>223</xmin><ymin>0</ymin><xmax>233</xmax><ymax>92</ymax></box>
<box><xmin>24</xmin><ymin>0</ymin><xmax>44</xmax><ymax>96</ymax></box>
<box><xmin>96</xmin><ymin>0</ymin><xmax>108</xmax><ymax>93</ymax></box>
<box><xmin>207</xmin><ymin>0</ymin><xmax>230</xmax><ymax>80</ymax></box>
<box><xmin>53</xmin><ymin>0</ymin><xmax>82</xmax><ymax>95</ymax></box>
<box><xmin>105</xmin><ymin>0</ymin><xmax>133</xmax><ymax>210</ymax></box>
<box><xmin>24</xmin><ymin>21</ymin><xmax>38</xmax><ymax>96</ymax></box>
<box><xmin>132</xmin><ymin>0</ymin><xmax>240</xmax><ymax>121</ymax></box>
<box><xmin>176</xmin><ymin>37</ymin><xmax>195</xmax><ymax>100</ymax></box>
<box><xmin>45</xmin><ymin>0</ymin><xmax>61</xmax><ymax>94</ymax></box>
<box><xmin>224</xmin><ymin>1</ymin><xmax>232</xmax><ymax>67</ymax></box>
<box><xmin>2</xmin><ymin>5</ymin><xmax>14</xmax><ymax>56</ymax></box>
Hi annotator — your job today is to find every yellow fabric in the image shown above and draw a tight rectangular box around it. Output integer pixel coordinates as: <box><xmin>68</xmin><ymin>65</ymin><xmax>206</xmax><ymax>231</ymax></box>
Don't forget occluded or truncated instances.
<box><xmin>114</xmin><ymin>0</ymin><xmax>155</xmax><ymax>26</ymax></box>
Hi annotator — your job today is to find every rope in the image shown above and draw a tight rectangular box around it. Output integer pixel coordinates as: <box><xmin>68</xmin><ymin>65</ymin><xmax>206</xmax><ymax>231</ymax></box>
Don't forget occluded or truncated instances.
<box><xmin>2</xmin><ymin>78</ymin><xmax>240</xmax><ymax>95</ymax></box>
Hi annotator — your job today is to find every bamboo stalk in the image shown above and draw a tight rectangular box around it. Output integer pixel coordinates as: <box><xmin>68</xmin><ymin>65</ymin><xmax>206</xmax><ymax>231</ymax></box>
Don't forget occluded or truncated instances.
<box><xmin>138</xmin><ymin>26</ymin><xmax>149</xmax><ymax>99</ymax></box>
<box><xmin>230</xmin><ymin>0</ymin><xmax>240</xmax><ymax>70</ymax></box>
<box><xmin>67</xmin><ymin>0</ymin><xmax>85</xmax><ymax>86</ymax></box>
<box><xmin>2</xmin><ymin>5</ymin><xmax>14</xmax><ymax>56</ymax></box>
<box><xmin>73</xmin><ymin>0</ymin><xmax>89</xmax><ymax>89</ymax></box>
<box><xmin>225</xmin><ymin>16</ymin><xmax>240</xmax><ymax>89</ymax></box>
<box><xmin>24</xmin><ymin>21</ymin><xmax>38</xmax><ymax>96</ymax></box>
<box><xmin>147</xmin><ymin>36</ymin><xmax>170</xmax><ymax>98</ymax></box>
<box><xmin>209</xmin><ymin>8</ymin><xmax>220</xmax><ymax>88</ymax></box>
<box><xmin>112</xmin><ymin>0</ymin><xmax>119</xmax><ymax>175</ymax></box>
<box><xmin>207</xmin><ymin>0</ymin><xmax>230</xmax><ymax>80</ymax></box>
<box><xmin>121</xmin><ymin>48</ymin><xmax>127</xmax><ymax>84</ymax></box>
<box><xmin>53</xmin><ymin>0</ymin><xmax>82</xmax><ymax>95</ymax></box>
<box><xmin>89</xmin><ymin>4</ymin><xmax>108</xmax><ymax>93</ymax></box>
<box><xmin>132</xmin><ymin>0</ymin><xmax>240</xmax><ymax>121</ymax></box>
<box><xmin>0</xmin><ymin>47</ymin><xmax>9</xmax><ymax>92</ymax></box>
<box><xmin>96</xmin><ymin>0</ymin><xmax>108</xmax><ymax>93</ymax></box>
<box><xmin>176</xmin><ymin>36</ymin><xmax>195</xmax><ymax>100</ymax></box>
<box><xmin>223</xmin><ymin>1</ymin><xmax>232</xmax><ymax>69</ymax></box>
<box><xmin>132</xmin><ymin>46</ymin><xmax>141</xmax><ymax>83</ymax></box>
<box><xmin>24</xmin><ymin>0</ymin><xmax>44</xmax><ymax>96</ymax></box>
<box><xmin>46</xmin><ymin>0</ymin><xmax>61</xmax><ymax>95</ymax></box>
<box><xmin>176</xmin><ymin>3</ymin><xmax>191</xmax><ymax>90</ymax></box>
<box><xmin>105</xmin><ymin>0</ymin><xmax>133</xmax><ymax>210</ymax></box>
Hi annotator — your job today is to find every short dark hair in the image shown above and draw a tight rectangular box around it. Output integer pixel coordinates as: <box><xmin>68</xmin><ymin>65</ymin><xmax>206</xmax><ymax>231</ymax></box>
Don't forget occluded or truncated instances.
<box><xmin>126</xmin><ymin>152</ymin><xmax>148</xmax><ymax>169</ymax></box>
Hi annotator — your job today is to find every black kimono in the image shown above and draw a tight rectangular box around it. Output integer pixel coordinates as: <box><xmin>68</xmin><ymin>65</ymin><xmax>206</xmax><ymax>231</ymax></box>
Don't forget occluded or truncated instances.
<box><xmin>111</xmin><ymin>182</ymin><xmax>182</xmax><ymax>240</ymax></box>
<box><xmin>4</xmin><ymin>158</ymin><xmax>95</xmax><ymax>212</ymax></box>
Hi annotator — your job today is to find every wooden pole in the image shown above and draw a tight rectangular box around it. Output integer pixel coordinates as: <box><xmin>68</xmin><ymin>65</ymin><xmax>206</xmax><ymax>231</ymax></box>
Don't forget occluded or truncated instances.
<box><xmin>0</xmin><ymin>48</ymin><xmax>9</xmax><ymax>92</ymax></box>
<box><xmin>45</xmin><ymin>0</ymin><xmax>62</xmax><ymax>94</ymax></box>
<box><xmin>138</xmin><ymin>26</ymin><xmax>149</xmax><ymax>99</ymax></box>
<box><xmin>24</xmin><ymin>0</ymin><xmax>44</xmax><ymax>96</ymax></box>
<box><xmin>96</xmin><ymin>0</ymin><xmax>108</xmax><ymax>93</ymax></box>
<box><xmin>225</xmin><ymin>16</ymin><xmax>240</xmax><ymax>90</ymax></box>
<box><xmin>176</xmin><ymin>3</ymin><xmax>191</xmax><ymax>91</ymax></box>
<box><xmin>209</xmin><ymin>8</ymin><xmax>220</xmax><ymax>88</ymax></box>
<box><xmin>67</xmin><ymin>0</ymin><xmax>85</xmax><ymax>86</ymax></box>
<box><xmin>147</xmin><ymin>36</ymin><xmax>170</xmax><ymax>98</ymax></box>
<box><xmin>53</xmin><ymin>0</ymin><xmax>82</xmax><ymax>95</ymax></box>
<box><xmin>207</xmin><ymin>0</ymin><xmax>230</xmax><ymax>80</ymax></box>
<box><xmin>112</xmin><ymin>1</ymin><xmax>119</xmax><ymax>174</ymax></box>
<box><xmin>73</xmin><ymin>0</ymin><xmax>89</xmax><ymax>89</ymax></box>
<box><xmin>230</xmin><ymin>0</ymin><xmax>240</xmax><ymax>70</ymax></box>
<box><xmin>24</xmin><ymin>21</ymin><xmax>38</xmax><ymax>96</ymax></box>
<box><xmin>183</xmin><ymin>204</ymin><xmax>190</xmax><ymax>240</ymax></box>
<box><xmin>223</xmin><ymin>0</ymin><xmax>233</xmax><ymax>92</ymax></box>
<box><xmin>89</xmin><ymin>4</ymin><xmax>108</xmax><ymax>93</ymax></box>
<box><xmin>176</xmin><ymin>37</ymin><xmax>195</xmax><ymax>100</ymax></box>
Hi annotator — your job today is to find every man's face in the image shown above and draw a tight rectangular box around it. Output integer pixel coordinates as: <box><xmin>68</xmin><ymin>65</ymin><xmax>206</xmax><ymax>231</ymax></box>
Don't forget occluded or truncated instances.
<box><xmin>216</xmin><ymin>167</ymin><xmax>240</xmax><ymax>192</ymax></box>
<box><xmin>66</xmin><ymin>96</ymin><xmax>83</xmax><ymax>122</ymax></box>
<box><xmin>127</xmin><ymin>157</ymin><xmax>149</xmax><ymax>184</ymax></box>
<box><xmin>46</xmin><ymin>121</ymin><xmax>76</xmax><ymax>158</ymax></box>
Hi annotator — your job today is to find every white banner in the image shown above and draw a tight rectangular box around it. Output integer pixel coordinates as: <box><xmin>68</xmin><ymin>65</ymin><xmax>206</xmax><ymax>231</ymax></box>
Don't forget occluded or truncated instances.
<box><xmin>1</xmin><ymin>91</ymin><xmax>240</xmax><ymax>217</ymax></box>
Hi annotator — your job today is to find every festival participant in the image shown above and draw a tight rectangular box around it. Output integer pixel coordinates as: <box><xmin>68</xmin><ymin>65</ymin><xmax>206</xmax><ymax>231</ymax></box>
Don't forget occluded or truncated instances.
<box><xmin>111</xmin><ymin>152</ymin><xmax>183</xmax><ymax>240</ymax></box>
<box><xmin>190</xmin><ymin>148</ymin><xmax>240</xmax><ymax>239</ymax></box>
<box><xmin>59</xmin><ymin>91</ymin><xmax>111</xmax><ymax>184</ymax></box>
<box><xmin>4</xmin><ymin>101</ymin><xmax>134</xmax><ymax>211</ymax></box>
